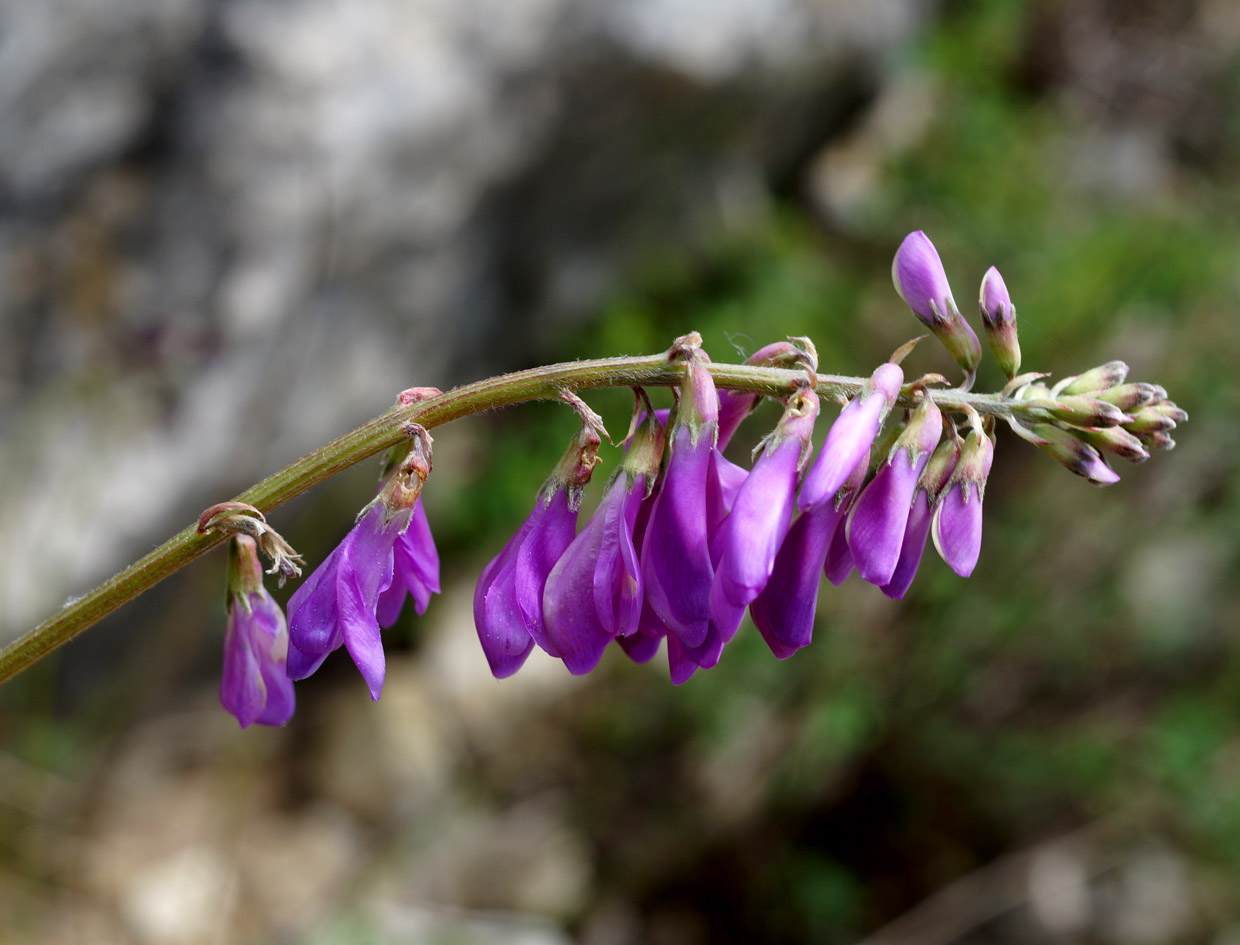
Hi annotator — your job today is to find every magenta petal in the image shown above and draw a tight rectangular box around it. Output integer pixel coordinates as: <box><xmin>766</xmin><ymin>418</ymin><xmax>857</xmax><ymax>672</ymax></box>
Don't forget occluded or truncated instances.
<box><xmin>712</xmin><ymin>438</ymin><xmax>800</xmax><ymax>613</ymax></box>
<box><xmin>473</xmin><ymin>490</ymin><xmax>578</xmax><ymax>677</ymax></box>
<box><xmin>592</xmin><ymin>476</ymin><xmax>644</xmax><ymax>638</ymax></box>
<box><xmin>706</xmin><ymin>449</ymin><xmax>748</xmax><ymax>538</ymax></box>
<box><xmin>824</xmin><ymin>511</ymin><xmax>855</xmax><ymax>586</ymax></box>
<box><xmin>473</xmin><ymin>549</ymin><xmax>535</xmax><ymax>679</ymax></box>
<box><xmin>846</xmin><ymin>455</ymin><xmax>926</xmax><ymax>586</ymax></box>
<box><xmin>544</xmin><ymin>496</ymin><xmax>614</xmax><ymax>675</ymax></box>
<box><xmin>220</xmin><ymin>620</ymin><xmax>265</xmax><ymax>728</ymax></box>
<box><xmin>750</xmin><ymin>502</ymin><xmax>838</xmax><ymax>658</ymax></box>
<box><xmin>799</xmin><ymin>395</ymin><xmax>885</xmax><ymax>511</ymax></box>
<box><xmin>376</xmin><ymin>499</ymin><xmax>440</xmax><ymax>627</ymax></box>
<box><xmin>641</xmin><ymin>426</ymin><xmax>714</xmax><ymax>647</ymax></box>
<box><xmin>286</xmin><ymin>544</ymin><xmax>345</xmax><ymax>662</ymax></box>
<box><xmin>881</xmin><ymin>491</ymin><xmax>934</xmax><ymax>599</ymax></box>
<box><xmin>932</xmin><ymin>483</ymin><xmax>983</xmax><ymax>577</ymax></box>
<box><xmin>516</xmin><ymin>491</ymin><xmax>577</xmax><ymax>654</ymax></box>
<box><xmin>618</xmin><ymin>629</ymin><xmax>662</xmax><ymax>663</ymax></box>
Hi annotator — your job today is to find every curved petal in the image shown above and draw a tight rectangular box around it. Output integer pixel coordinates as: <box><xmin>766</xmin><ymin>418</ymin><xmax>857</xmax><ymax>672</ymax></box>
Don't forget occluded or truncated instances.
<box><xmin>931</xmin><ymin>483</ymin><xmax>983</xmax><ymax>577</ymax></box>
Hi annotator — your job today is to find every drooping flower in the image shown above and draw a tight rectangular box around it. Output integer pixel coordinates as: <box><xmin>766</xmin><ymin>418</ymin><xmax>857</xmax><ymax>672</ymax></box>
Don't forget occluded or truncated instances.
<box><xmin>220</xmin><ymin>535</ymin><xmax>296</xmax><ymax>728</ymax></box>
<box><xmin>286</xmin><ymin>431</ymin><xmax>433</xmax><ymax>699</ymax></box>
<box><xmin>798</xmin><ymin>361</ymin><xmax>903</xmax><ymax>512</ymax></box>
<box><xmin>880</xmin><ymin>433</ymin><xmax>961</xmax><ymax>599</ymax></box>
<box><xmin>542</xmin><ymin>406</ymin><xmax>663</xmax><ymax>675</ymax></box>
<box><xmin>978</xmin><ymin>266</ymin><xmax>1021</xmax><ymax>379</ymax></box>
<box><xmin>931</xmin><ymin>416</ymin><xmax>995</xmax><ymax>577</ymax></box>
<box><xmin>845</xmin><ymin>395</ymin><xmax>943</xmax><ymax>586</ymax></box>
<box><xmin>710</xmin><ymin>388</ymin><xmax>819</xmax><ymax>637</ymax></box>
<box><xmin>750</xmin><ymin>451</ymin><xmax>869</xmax><ymax>659</ymax></box>
<box><xmin>641</xmin><ymin>336</ymin><xmax>719</xmax><ymax>650</ymax></box>
<box><xmin>893</xmin><ymin>231</ymin><xmax>982</xmax><ymax>381</ymax></box>
<box><xmin>474</xmin><ymin>420</ymin><xmax>601</xmax><ymax>677</ymax></box>
<box><xmin>376</xmin><ymin>498</ymin><xmax>440</xmax><ymax>627</ymax></box>
<box><xmin>286</xmin><ymin>504</ymin><xmax>401</xmax><ymax>699</ymax></box>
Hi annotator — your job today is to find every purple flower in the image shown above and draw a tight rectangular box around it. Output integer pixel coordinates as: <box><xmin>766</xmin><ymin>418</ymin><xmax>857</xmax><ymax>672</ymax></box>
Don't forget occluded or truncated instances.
<box><xmin>845</xmin><ymin>397</ymin><xmax>942</xmax><ymax>586</ymax></box>
<box><xmin>750</xmin><ymin>451</ymin><xmax>870</xmax><ymax>658</ymax></box>
<box><xmin>823</xmin><ymin>450</ymin><xmax>870</xmax><ymax>587</ymax></box>
<box><xmin>798</xmin><ymin>362</ymin><xmax>902</xmax><ymax>511</ymax></box>
<box><xmin>710</xmin><ymin>389</ymin><xmax>819</xmax><ymax>637</ymax></box>
<box><xmin>641</xmin><ymin>351</ymin><xmax>718</xmax><ymax>649</ymax></box>
<box><xmin>978</xmin><ymin>266</ymin><xmax>1021</xmax><ymax>378</ymax></box>
<box><xmin>475</xmin><ymin>486</ymin><xmax>578</xmax><ymax>678</ymax></box>
<box><xmin>931</xmin><ymin>423</ymin><xmax>995</xmax><ymax>577</ymax></box>
<box><xmin>474</xmin><ymin>421</ymin><xmax>602</xmax><ymax>677</ymax></box>
<box><xmin>286</xmin><ymin>505</ymin><xmax>401</xmax><ymax>699</ymax></box>
<box><xmin>220</xmin><ymin>536</ymin><xmax>295</xmax><ymax>728</ymax></box>
<box><xmin>892</xmin><ymin>231</ymin><xmax>982</xmax><ymax>379</ymax></box>
<box><xmin>376</xmin><ymin>498</ymin><xmax>440</xmax><ymax>627</ymax></box>
<box><xmin>880</xmin><ymin>435</ymin><xmax>961</xmax><ymax>599</ymax></box>
<box><xmin>543</xmin><ymin>471</ymin><xmax>650</xmax><ymax>675</ymax></box>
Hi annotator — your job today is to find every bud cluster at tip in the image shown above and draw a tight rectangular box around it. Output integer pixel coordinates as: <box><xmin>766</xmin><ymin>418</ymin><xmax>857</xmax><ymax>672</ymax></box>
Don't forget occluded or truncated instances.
<box><xmin>1005</xmin><ymin>361</ymin><xmax>1186</xmax><ymax>484</ymax></box>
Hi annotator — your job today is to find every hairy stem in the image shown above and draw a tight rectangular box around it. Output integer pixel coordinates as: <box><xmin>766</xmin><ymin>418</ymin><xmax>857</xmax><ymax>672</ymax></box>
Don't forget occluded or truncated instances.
<box><xmin>0</xmin><ymin>352</ymin><xmax>1027</xmax><ymax>685</ymax></box>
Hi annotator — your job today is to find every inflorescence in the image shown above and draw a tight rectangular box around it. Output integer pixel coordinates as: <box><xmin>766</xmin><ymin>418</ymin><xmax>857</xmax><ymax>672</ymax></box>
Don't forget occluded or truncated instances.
<box><xmin>210</xmin><ymin>231</ymin><xmax>1186</xmax><ymax>727</ymax></box>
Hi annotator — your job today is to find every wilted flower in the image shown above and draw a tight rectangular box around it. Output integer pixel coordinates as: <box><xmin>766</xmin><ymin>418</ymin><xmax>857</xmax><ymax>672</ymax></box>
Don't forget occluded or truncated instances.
<box><xmin>846</xmin><ymin>396</ymin><xmax>943</xmax><ymax>586</ymax></box>
<box><xmin>220</xmin><ymin>535</ymin><xmax>295</xmax><ymax>728</ymax></box>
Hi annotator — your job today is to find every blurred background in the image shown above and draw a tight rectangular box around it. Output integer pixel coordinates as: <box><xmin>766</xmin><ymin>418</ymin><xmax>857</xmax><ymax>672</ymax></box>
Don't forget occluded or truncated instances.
<box><xmin>2</xmin><ymin>0</ymin><xmax>1239</xmax><ymax>942</ymax></box>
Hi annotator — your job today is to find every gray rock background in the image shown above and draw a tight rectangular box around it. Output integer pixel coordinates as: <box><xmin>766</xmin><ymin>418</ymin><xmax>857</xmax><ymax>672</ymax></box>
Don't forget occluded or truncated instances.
<box><xmin>0</xmin><ymin>0</ymin><xmax>924</xmax><ymax>641</ymax></box>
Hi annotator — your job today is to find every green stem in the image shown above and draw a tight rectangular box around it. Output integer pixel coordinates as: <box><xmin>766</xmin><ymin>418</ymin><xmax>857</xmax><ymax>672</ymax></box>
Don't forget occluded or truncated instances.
<box><xmin>0</xmin><ymin>352</ymin><xmax>1027</xmax><ymax>685</ymax></box>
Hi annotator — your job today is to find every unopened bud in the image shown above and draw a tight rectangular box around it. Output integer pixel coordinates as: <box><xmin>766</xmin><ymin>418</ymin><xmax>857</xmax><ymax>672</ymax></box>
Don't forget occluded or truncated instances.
<box><xmin>892</xmin><ymin>231</ymin><xmax>981</xmax><ymax>380</ymax></box>
<box><xmin>1059</xmin><ymin>361</ymin><xmax>1129</xmax><ymax>396</ymax></box>
<box><xmin>1143</xmin><ymin>430</ymin><xmax>1176</xmax><ymax>451</ymax></box>
<box><xmin>1095</xmin><ymin>382</ymin><xmax>1160</xmax><ymax>411</ymax></box>
<box><xmin>1147</xmin><ymin>400</ymin><xmax>1188</xmax><ymax>424</ymax></box>
<box><xmin>1044</xmin><ymin>394</ymin><xmax>1133</xmax><ymax>428</ymax></box>
<box><xmin>978</xmin><ymin>266</ymin><xmax>1021</xmax><ymax>378</ymax></box>
<box><xmin>1126</xmin><ymin>406</ymin><xmax>1177</xmax><ymax>434</ymax></box>
<box><xmin>1065</xmin><ymin>425</ymin><xmax>1149</xmax><ymax>464</ymax></box>
<box><xmin>1027</xmin><ymin>423</ymin><xmax>1120</xmax><ymax>485</ymax></box>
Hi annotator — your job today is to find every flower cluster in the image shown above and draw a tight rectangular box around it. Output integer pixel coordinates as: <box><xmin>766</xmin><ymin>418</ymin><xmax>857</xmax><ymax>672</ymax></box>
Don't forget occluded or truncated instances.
<box><xmin>211</xmin><ymin>230</ymin><xmax>1186</xmax><ymax>724</ymax></box>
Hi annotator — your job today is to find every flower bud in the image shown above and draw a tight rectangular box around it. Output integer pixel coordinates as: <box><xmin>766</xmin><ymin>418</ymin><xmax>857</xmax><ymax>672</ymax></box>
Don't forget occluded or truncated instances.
<box><xmin>1139</xmin><ymin>430</ymin><xmax>1176</xmax><ymax>451</ymax></box>
<box><xmin>1059</xmin><ymin>361</ymin><xmax>1129</xmax><ymax>396</ymax></box>
<box><xmin>1064</xmin><ymin>425</ymin><xmax>1149</xmax><ymax>463</ymax></box>
<box><xmin>1026</xmin><ymin>423</ymin><xmax>1121</xmax><ymax>485</ymax></box>
<box><xmin>1126</xmin><ymin>406</ymin><xmax>1177</xmax><ymax>434</ymax></box>
<box><xmin>978</xmin><ymin>266</ymin><xmax>1021</xmax><ymax>378</ymax></box>
<box><xmin>1042</xmin><ymin>394</ymin><xmax>1132</xmax><ymax>428</ymax></box>
<box><xmin>893</xmin><ymin>231</ymin><xmax>982</xmax><ymax>379</ymax></box>
<box><xmin>1095</xmin><ymin>382</ymin><xmax>1159</xmax><ymax>411</ymax></box>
